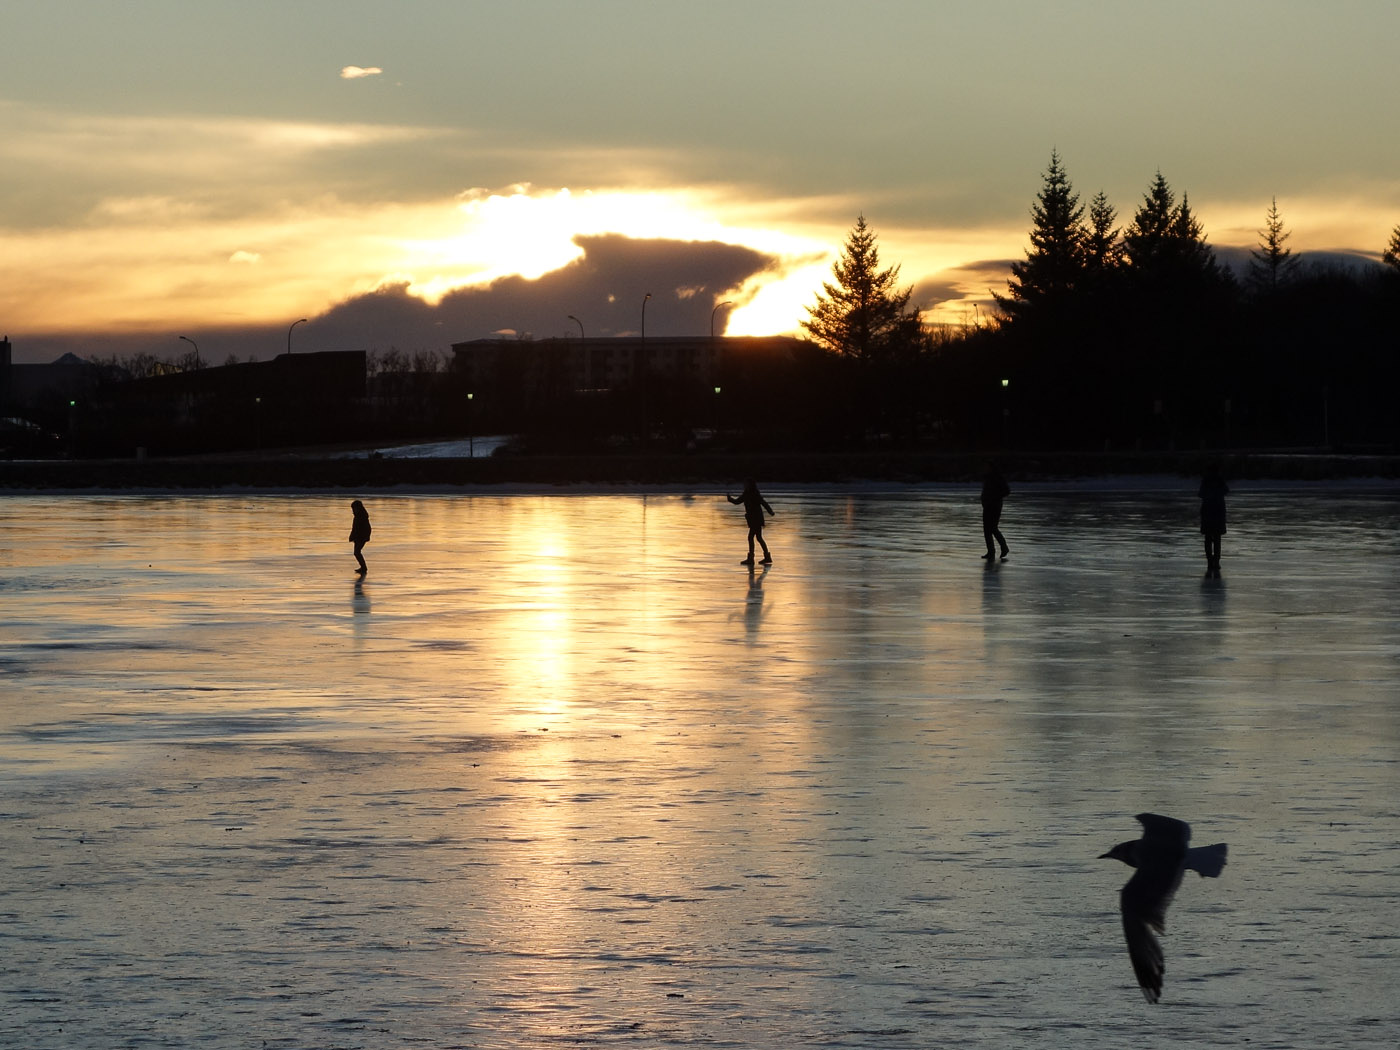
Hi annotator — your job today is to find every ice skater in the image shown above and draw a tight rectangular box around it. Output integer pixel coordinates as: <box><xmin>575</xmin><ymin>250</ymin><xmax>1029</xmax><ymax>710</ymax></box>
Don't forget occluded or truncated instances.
<box><xmin>980</xmin><ymin>464</ymin><xmax>1010</xmax><ymax>561</ymax></box>
<box><xmin>728</xmin><ymin>478</ymin><xmax>774</xmax><ymax>566</ymax></box>
<box><xmin>348</xmin><ymin>499</ymin><xmax>372</xmax><ymax>575</ymax></box>
<box><xmin>1198</xmin><ymin>463</ymin><xmax>1228</xmax><ymax>577</ymax></box>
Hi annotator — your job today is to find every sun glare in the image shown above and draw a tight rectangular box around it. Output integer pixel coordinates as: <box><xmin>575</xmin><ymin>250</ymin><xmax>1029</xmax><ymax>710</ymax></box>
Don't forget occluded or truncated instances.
<box><xmin>394</xmin><ymin>186</ymin><xmax>832</xmax><ymax>323</ymax></box>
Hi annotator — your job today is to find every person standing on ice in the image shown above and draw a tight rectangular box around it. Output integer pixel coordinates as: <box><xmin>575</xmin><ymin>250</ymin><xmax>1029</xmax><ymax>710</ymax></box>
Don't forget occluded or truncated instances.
<box><xmin>1198</xmin><ymin>463</ymin><xmax>1228</xmax><ymax>577</ymax></box>
<box><xmin>980</xmin><ymin>464</ymin><xmax>1010</xmax><ymax>561</ymax></box>
<box><xmin>728</xmin><ymin>479</ymin><xmax>774</xmax><ymax>566</ymax></box>
<box><xmin>348</xmin><ymin>499</ymin><xmax>372</xmax><ymax>575</ymax></box>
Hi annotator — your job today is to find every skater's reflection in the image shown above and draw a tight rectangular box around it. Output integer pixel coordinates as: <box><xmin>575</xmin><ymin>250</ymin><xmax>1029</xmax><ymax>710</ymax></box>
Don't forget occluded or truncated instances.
<box><xmin>744</xmin><ymin>563</ymin><xmax>768</xmax><ymax>640</ymax></box>
<box><xmin>352</xmin><ymin>575</ymin><xmax>371</xmax><ymax>617</ymax></box>
<box><xmin>1198</xmin><ymin>571</ymin><xmax>1226</xmax><ymax>609</ymax></box>
<box><xmin>980</xmin><ymin>556</ymin><xmax>1003</xmax><ymax>612</ymax></box>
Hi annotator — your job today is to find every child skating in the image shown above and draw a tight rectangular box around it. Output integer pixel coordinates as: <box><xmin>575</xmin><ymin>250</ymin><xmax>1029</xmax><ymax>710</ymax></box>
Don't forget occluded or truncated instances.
<box><xmin>348</xmin><ymin>499</ymin><xmax>372</xmax><ymax>575</ymax></box>
<box><xmin>728</xmin><ymin>479</ymin><xmax>774</xmax><ymax>566</ymax></box>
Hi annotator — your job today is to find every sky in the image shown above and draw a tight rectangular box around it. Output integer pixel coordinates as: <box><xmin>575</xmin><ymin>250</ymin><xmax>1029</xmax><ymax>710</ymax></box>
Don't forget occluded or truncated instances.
<box><xmin>3</xmin><ymin>0</ymin><xmax>1398</xmax><ymax>364</ymax></box>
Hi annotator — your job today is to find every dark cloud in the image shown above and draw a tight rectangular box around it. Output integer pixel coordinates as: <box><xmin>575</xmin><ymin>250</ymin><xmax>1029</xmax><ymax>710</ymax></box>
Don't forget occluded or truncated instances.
<box><xmin>10</xmin><ymin>235</ymin><xmax>782</xmax><ymax>364</ymax></box>
<box><xmin>311</xmin><ymin>234</ymin><xmax>781</xmax><ymax>351</ymax></box>
<box><xmin>911</xmin><ymin>258</ymin><xmax>1015</xmax><ymax>310</ymax></box>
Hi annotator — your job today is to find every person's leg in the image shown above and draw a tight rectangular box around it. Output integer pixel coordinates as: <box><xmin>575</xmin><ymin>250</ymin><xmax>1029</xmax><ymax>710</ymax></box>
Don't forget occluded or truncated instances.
<box><xmin>756</xmin><ymin>526</ymin><xmax>771</xmax><ymax>562</ymax></box>
<box><xmin>354</xmin><ymin>542</ymin><xmax>367</xmax><ymax>574</ymax></box>
<box><xmin>993</xmin><ymin>525</ymin><xmax>1008</xmax><ymax>558</ymax></box>
<box><xmin>742</xmin><ymin>527</ymin><xmax>756</xmax><ymax>564</ymax></box>
<box><xmin>982</xmin><ymin>512</ymin><xmax>996</xmax><ymax>558</ymax></box>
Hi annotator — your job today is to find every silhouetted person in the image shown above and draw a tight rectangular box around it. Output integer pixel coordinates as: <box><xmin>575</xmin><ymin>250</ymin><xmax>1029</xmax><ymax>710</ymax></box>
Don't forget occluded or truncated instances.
<box><xmin>728</xmin><ymin>479</ymin><xmax>774</xmax><ymax>566</ymax></box>
<box><xmin>1099</xmin><ymin>813</ymin><xmax>1228</xmax><ymax>1003</ymax></box>
<box><xmin>1198</xmin><ymin>464</ymin><xmax>1228</xmax><ymax>577</ymax></box>
<box><xmin>980</xmin><ymin>465</ymin><xmax>1010</xmax><ymax>561</ymax></box>
<box><xmin>348</xmin><ymin>499</ymin><xmax>371</xmax><ymax>575</ymax></box>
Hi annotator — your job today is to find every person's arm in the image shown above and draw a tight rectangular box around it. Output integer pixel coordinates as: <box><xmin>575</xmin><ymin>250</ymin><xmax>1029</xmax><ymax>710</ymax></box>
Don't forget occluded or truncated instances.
<box><xmin>727</xmin><ymin>493</ymin><xmax>740</xmax><ymax>505</ymax></box>
<box><xmin>762</xmin><ymin>498</ymin><xmax>774</xmax><ymax>516</ymax></box>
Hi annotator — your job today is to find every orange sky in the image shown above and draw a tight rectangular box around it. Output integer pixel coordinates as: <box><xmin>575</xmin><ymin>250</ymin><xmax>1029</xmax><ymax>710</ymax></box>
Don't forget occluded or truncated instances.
<box><xmin>3</xmin><ymin>2</ymin><xmax>1397</xmax><ymax>360</ymax></box>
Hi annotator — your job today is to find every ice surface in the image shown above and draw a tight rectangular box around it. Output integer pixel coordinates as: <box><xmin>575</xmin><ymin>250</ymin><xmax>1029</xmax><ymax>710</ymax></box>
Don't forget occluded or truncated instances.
<box><xmin>2</xmin><ymin>487</ymin><xmax>1398</xmax><ymax>1048</ymax></box>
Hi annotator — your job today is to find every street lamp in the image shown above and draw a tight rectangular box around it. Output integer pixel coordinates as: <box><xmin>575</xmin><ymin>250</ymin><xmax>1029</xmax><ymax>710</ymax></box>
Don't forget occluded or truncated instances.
<box><xmin>641</xmin><ymin>293</ymin><xmax>651</xmax><ymax>342</ymax></box>
<box><xmin>467</xmin><ymin>392</ymin><xmax>475</xmax><ymax>458</ymax></box>
<box><xmin>710</xmin><ymin>300</ymin><xmax>733</xmax><ymax>340</ymax></box>
<box><xmin>1000</xmin><ymin>378</ymin><xmax>1010</xmax><ymax>448</ymax></box>
<box><xmin>178</xmin><ymin>335</ymin><xmax>201</xmax><ymax>370</ymax></box>
<box><xmin>287</xmin><ymin>317</ymin><xmax>308</xmax><ymax>355</ymax></box>
<box><xmin>569</xmin><ymin>314</ymin><xmax>588</xmax><ymax>388</ymax></box>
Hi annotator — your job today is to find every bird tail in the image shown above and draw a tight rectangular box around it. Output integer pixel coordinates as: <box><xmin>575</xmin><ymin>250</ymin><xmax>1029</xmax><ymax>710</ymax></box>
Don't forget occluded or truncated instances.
<box><xmin>1184</xmin><ymin>842</ymin><xmax>1228</xmax><ymax>878</ymax></box>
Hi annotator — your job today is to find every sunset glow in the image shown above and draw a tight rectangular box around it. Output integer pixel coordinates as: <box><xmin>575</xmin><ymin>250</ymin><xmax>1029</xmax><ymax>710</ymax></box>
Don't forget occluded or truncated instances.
<box><xmin>2</xmin><ymin>2</ymin><xmax>1397</xmax><ymax>360</ymax></box>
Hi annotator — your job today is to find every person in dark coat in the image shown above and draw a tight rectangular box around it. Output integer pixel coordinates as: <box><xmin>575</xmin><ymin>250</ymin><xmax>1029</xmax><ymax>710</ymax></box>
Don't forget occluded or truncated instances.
<box><xmin>348</xmin><ymin>499</ymin><xmax>372</xmax><ymax>575</ymax></box>
<box><xmin>728</xmin><ymin>479</ymin><xmax>774</xmax><ymax>566</ymax></box>
<box><xmin>1198</xmin><ymin>464</ymin><xmax>1228</xmax><ymax>577</ymax></box>
<box><xmin>980</xmin><ymin>465</ymin><xmax>1010</xmax><ymax>561</ymax></box>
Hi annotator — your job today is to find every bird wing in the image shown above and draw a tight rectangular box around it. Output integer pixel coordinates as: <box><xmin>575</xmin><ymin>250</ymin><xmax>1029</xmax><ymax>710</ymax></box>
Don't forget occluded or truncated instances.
<box><xmin>1118</xmin><ymin>833</ymin><xmax>1186</xmax><ymax>1004</ymax></box>
<box><xmin>1120</xmin><ymin>878</ymin><xmax>1168</xmax><ymax>1003</ymax></box>
<box><xmin>1136</xmin><ymin>812</ymin><xmax>1191</xmax><ymax>846</ymax></box>
<box><xmin>1184</xmin><ymin>842</ymin><xmax>1228</xmax><ymax>878</ymax></box>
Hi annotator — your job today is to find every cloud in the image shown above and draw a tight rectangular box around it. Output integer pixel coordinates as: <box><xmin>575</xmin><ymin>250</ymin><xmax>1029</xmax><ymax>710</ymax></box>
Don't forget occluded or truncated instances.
<box><xmin>309</xmin><ymin>234</ymin><xmax>783</xmax><ymax>351</ymax></box>
<box><xmin>912</xmin><ymin>258</ymin><xmax>1016</xmax><ymax>327</ymax></box>
<box><xmin>7</xmin><ymin>234</ymin><xmax>785</xmax><ymax>364</ymax></box>
<box><xmin>229</xmin><ymin>251</ymin><xmax>262</xmax><ymax>265</ymax></box>
<box><xmin>340</xmin><ymin>66</ymin><xmax>383</xmax><ymax>79</ymax></box>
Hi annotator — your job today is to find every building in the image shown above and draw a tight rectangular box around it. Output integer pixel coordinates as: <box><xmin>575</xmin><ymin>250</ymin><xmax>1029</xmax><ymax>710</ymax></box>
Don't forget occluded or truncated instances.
<box><xmin>1</xmin><ymin>341</ymin><xmax>106</xmax><ymax>420</ymax></box>
<box><xmin>450</xmin><ymin>334</ymin><xmax>804</xmax><ymax>396</ymax></box>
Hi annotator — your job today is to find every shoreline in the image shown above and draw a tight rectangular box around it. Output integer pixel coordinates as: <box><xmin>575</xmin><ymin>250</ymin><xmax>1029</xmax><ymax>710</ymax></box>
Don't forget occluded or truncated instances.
<box><xmin>3</xmin><ymin>449</ymin><xmax>1399</xmax><ymax>493</ymax></box>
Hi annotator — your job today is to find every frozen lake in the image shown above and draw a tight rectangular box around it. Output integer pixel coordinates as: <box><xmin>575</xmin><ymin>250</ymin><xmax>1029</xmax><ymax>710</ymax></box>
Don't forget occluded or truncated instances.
<box><xmin>2</xmin><ymin>486</ymin><xmax>1398</xmax><ymax>1049</ymax></box>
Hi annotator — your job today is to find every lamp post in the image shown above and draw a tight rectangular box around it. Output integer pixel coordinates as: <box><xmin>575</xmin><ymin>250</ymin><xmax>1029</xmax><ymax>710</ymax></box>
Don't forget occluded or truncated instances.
<box><xmin>178</xmin><ymin>335</ymin><xmax>201</xmax><ymax>370</ymax></box>
<box><xmin>1000</xmin><ymin>378</ymin><xmax>1010</xmax><ymax>449</ymax></box>
<box><xmin>287</xmin><ymin>318</ymin><xmax>308</xmax><ymax>355</ymax></box>
<box><xmin>641</xmin><ymin>293</ymin><xmax>651</xmax><ymax>342</ymax></box>
<box><xmin>710</xmin><ymin>300</ymin><xmax>733</xmax><ymax>341</ymax></box>
<box><xmin>569</xmin><ymin>314</ymin><xmax>587</xmax><ymax>388</ymax></box>
<box><xmin>467</xmin><ymin>392</ymin><xmax>475</xmax><ymax>458</ymax></box>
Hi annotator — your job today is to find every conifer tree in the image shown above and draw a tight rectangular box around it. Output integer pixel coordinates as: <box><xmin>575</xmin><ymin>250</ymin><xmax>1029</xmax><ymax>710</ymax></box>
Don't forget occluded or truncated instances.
<box><xmin>1173</xmin><ymin>194</ymin><xmax>1223</xmax><ymax>277</ymax></box>
<box><xmin>1122</xmin><ymin>171</ymin><xmax>1180</xmax><ymax>271</ymax></box>
<box><xmin>1248</xmin><ymin>197</ymin><xmax>1297</xmax><ymax>293</ymax></box>
<box><xmin>1122</xmin><ymin>172</ymin><xmax>1221</xmax><ymax>281</ymax></box>
<box><xmin>1084</xmin><ymin>190</ymin><xmax>1122</xmax><ymax>275</ymax></box>
<box><xmin>1000</xmin><ymin>150</ymin><xmax>1086</xmax><ymax>318</ymax></box>
<box><xmin>803</xmin><ymin>215</ymin><xmax>924</xmax><ymax>360</ymax></box>
<box><xmin>1383</xmin><ymin>223</ymin><xmax>1400</xmax><ymax>271</ymax></box>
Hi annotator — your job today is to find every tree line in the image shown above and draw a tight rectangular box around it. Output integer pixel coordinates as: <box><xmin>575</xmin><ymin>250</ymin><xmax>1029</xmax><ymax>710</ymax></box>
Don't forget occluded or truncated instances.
<box><xmin>801</xmin><ymin>153</ymin><xmax>1400</xmax><ymax>451</ymax></box>
<box><xmin>29</xmin><ymin>155</ymin><xmax>1400</xmax><ymax>457</ymax></box>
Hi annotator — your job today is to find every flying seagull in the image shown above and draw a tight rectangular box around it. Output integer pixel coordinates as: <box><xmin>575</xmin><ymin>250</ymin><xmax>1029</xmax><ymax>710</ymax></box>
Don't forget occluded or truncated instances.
<box><xmin>1099</xmin><ymin>812</ymin><xmax>1228</xmax><ymax>1003</ymax></box>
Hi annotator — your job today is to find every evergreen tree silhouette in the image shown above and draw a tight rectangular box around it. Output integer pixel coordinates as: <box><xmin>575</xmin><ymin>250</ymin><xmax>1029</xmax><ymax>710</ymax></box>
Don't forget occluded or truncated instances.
<box><xmin>803</xmin><ymin>215</ymin><xmax>924</xmax><ymax>362</ymax></box>
<box><xmin>999</xmin><ymin>150</ymin><xmax>1087</xmax><ymax>320</ymax></box>
<box><xmin>1383</xmin><ymin>223</ymin><xmax>1400</xmax><ymax>271</ymax></box>
<box><xmin>1248</xmin><ymin>197</ymin><xmax>1298</xmax><ymax>294</ymax></box>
